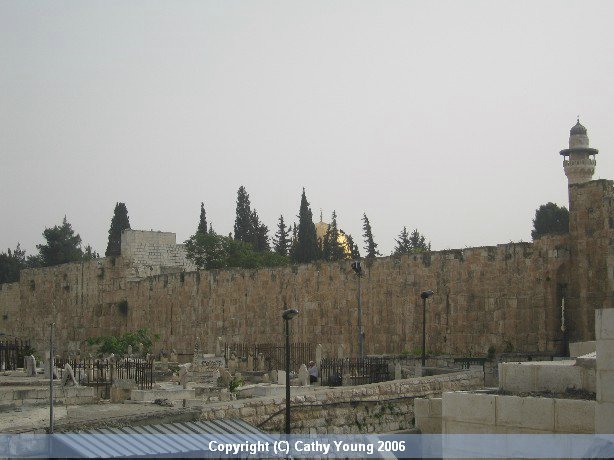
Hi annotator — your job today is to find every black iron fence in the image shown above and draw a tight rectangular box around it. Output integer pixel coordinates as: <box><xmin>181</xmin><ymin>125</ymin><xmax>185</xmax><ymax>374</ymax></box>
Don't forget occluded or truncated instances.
<box><xmin>0</xmin><ymin>339</ymin><xmax>32</xmax><ymax>371</ymax></box>
<box><xmin>56</xmin><ymin>357</ymin><xmax>154</xmax><ymax>398</ymax></box>
<box><xmin>224</xmin><ymin>342</ymin><xmax>315</xmax><ymax>373</ymax></box>
<box><xmin>319</xmin><ymin>357</ymin><xmax>391</xmax><ymax>386</ymax></box>
<box><xmin>453</xmin><ymin>357</ymin><xmax>488</xmax><ymax>369</ymax></box>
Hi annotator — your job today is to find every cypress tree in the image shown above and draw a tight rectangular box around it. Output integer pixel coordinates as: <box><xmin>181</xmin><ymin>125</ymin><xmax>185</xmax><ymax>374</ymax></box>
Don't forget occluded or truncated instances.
<box><xmin>322</xmin><ymin>211</ymin><xmax>345</xmax><ymax>261</ymax></box>
<box><xmin>197</xmin><ymin>202</ymin><xmax>208</xmax><ymax>235</ymax></box>
<box><xmin>362</xmin><ymin>213</ymin><xmax>380</xmax><ymax>258</ymax></box>
<box><xmin>234</xmin><ymin>186</ymin><xmax>252</xmax><ymax>243</ymax></box>
<box><xmin>105</xmin><ymin>202</ymin><xmax>131</xmax><ymax>256</ymax></box>
<box><xmin>346</xmin><ymin>234</ymin><xmax>361</xmax><ymax>260</ymax></box>
<box><xmin>273</xmin><ymin>215</ymin><xmax>290</xmax><ymax>256</ymax></box>
<box><xmin>293</xmin><ymin>188</ymin><xmax>319</xmax><ymax>264</ymax></box>
<box><xmin>250</xmin><ymin>209</ymin><xmax>269</xmax><ymax>252</ymax></box>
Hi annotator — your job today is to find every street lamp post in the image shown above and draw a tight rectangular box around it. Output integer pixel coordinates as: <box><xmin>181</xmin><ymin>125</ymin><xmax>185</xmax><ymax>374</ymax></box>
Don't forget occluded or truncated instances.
<box><xmin>420</xmin><ymin>290</ymin><xmax>434</xmax><ymax>368</ymax></box>
<box><xmin>282</xmin><ymin>308</ymin><xmax>299</xmax><ymax>435</ymax></box>
<box><xmin>351</xmin><ymin>261</ymin><xmax>363</xmax><ymax>359</ymax></box>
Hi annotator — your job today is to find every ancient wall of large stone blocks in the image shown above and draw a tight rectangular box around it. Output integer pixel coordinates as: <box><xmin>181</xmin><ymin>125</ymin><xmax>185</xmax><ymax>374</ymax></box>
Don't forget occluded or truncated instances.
<box><xmin>568</xmin><ymin>180</ymin><xmax>614</xmax><ymax>342</ymax></box>
<box><xmin>1</xmin><ymin>180</ymin><xmax>613</xmax><ymax>358</ymax></box>
<box><xmin>122</xmin><ymin>235</ymin><xmax>568</xmax><ymax>358</ymax></box>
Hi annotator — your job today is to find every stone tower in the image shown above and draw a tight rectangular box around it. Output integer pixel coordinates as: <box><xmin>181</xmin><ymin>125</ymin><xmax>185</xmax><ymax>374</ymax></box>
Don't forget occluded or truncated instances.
<box><xmin>560</xmin><ymin>118</ymin><xmax>599</xmax><ymax>185</ymax></box>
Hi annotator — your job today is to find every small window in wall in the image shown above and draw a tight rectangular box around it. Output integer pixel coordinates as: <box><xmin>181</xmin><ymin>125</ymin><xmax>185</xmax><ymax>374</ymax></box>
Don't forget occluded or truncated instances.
<box><xmin>29</xmin><ymin>280</ymin><xmax>35</xmax><ymax>291</ymax></box>
<box><xmin>2</xmin><ymin>315</ymin><xmax>7</xmax><ymax>320</ymax></box>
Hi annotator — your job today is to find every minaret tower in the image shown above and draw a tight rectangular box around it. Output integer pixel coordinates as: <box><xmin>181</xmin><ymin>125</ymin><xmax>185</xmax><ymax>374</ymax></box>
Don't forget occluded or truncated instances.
<box><xmin>560</xmin><ymin>118</ymin><xmax>599</xmax><ymax>185</ymax></box>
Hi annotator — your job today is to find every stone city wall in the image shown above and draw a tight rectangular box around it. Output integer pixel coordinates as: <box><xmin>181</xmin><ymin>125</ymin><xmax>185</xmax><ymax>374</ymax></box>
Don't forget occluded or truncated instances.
<box><xmin>0</xmin><ymin>234</ymin><xmax>572</xmax><ymax>357</ymax></box>
<box><xmin>1</xmin><ymin>181</ymin><xmax>612</xmax><ymax>358</ymax></box>
<box><xmin>199</xmin><ymin>370</ymin><xmax>483</xmax><ymax>434</ymax></box>
<box><xmin>124</xmin><ymin>234</ymin><xmax>568</xmax><ymax>358</ymax></box>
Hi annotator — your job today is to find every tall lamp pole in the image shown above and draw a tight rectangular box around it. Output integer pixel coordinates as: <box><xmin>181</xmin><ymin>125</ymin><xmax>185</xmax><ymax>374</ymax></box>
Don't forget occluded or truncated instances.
<box><xmin>351</xmin><ymin>261</ymin><xmax>363</xmax><ymax>359</ymax></box>
<box><xmin>420</xmin><ymin>290</ymin><xmax>434</xmax><ymax>368</ymax></box>
<box><xmin>282</xmin><ymin>308</ymin><xmax>299</xmax><ymax>434</ymax></box>
<box><xmin>49</xmin><ymin>322</ymin><xmax>55</xmax><ymax>434</ymax></box>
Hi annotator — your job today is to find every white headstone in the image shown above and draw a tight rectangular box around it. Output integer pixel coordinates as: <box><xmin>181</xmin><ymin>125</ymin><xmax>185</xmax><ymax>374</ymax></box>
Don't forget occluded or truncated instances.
<box><xmin>277</xmin><ymin>370</ymin><xmax>286</xmax><ymax>385</ymax></box>
<box><xmin>257</xmin><ymin>353</ymin><xmax>265</xmax><ymax>371</ymax></box>
<box><xmin>394</xmin><ymin>362</ymin><xmax>402</xmax><ymax>380</ymax></box>
<box><xmin>179</xmin><ymin>363</ymin><xmax>191</xmax><ymax>389</ymax></box>
<box><xmin>24</xmin><ymin>355</ymin><xmax>36</xmax><ymax>377</ymax></box>
<box><xmin>61</xmin><ymin>363</ymin><xmax>78</xmax><ymax>387</ymax></box>
<box><xmin>298</xmin><ymin>364</ymin><xmax>310</xmax><ymax>386</ymax></box>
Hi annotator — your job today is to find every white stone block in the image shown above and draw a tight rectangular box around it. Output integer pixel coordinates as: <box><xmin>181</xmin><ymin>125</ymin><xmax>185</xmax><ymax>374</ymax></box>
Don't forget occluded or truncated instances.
<box><xmin>569</xmin><ymin>341</ymin><xmax>596</xmax><ymax>357</ymax></box>
<box><xmin>442</xmin><ymin>392</ymin><xmax>495</xmax><ymax>425</ymax></box>
<box><xmin>414</xmin><ymin>398</ymin><xmax>430</xmax><ymax>417</ymax></box>
<box><xmin>554</xmin><ymin>399</ymin><xmax>595</xmax><ymax>433</ymax></box>
<box><xmin>596</xmin><ymin>340</ymin><xmax>614</xmax><ymax>371</ymax></box>
<box><xmin>416</xmin><ymin>417</ymin><xmax>442</xmax><ymax>434</ymax></box>
<box><xmin>536</xmin><ymin>365</ymin><xmax>582</xmax><ymax>392</ymax></box>
<box><xmin>130</xmin><ymin>389</ymin><xmax>195</xmax><ymax>401</ymax></box>
<box><xmin>596</xmin><ymin>308</ymin><xmax>614</xmax><ymax>340</ymax></box>
<box><xmin>499</xmin><ymin>363</ymin><xmax>535</xmax><ymax>392</ymax></box>
<box><xmin>597</xmin><ymin>370</ymin><xmax>614</xmax><ymax>403</ymax></box>
<box><xmin>495</xmin><ymin>395</ymin><xmax>554</xmax><ymax>431</ymax></box>
<box><xmin>442</xmin><ymin>420</ymin><xmax>502</xmax><ymax>434</ymax></box>
<box><xmin>430</xmin><ymin>398</ymin><xmax>442</xmax><ymax>417</ymax></box>
<box><xmin>595</xmin><ymin>402</ymin><xmax>614</xmax><ymax>434</ymax></box>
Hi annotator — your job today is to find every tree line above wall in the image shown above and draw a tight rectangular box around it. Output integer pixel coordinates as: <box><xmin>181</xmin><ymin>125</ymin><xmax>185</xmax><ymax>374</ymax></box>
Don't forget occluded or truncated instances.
<box><xmin>1</xmin><ymin>190</ymin><xmax>568</xmax><ymax>282</ymax></box>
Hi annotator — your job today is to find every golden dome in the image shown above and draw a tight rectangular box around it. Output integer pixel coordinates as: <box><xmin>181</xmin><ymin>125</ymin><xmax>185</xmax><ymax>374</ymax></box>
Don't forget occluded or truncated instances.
<box><xmin>315</xmin><ymin>219</ymin><xmax>352</xmax><ymax>256</ymax></box>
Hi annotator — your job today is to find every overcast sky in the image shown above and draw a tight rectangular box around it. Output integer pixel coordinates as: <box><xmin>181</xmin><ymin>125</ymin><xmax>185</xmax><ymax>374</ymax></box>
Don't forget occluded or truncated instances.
<box><xmin>1</xmin><ymin>1</ymin><xmax>613</xmax><ymax>257</ymax></box>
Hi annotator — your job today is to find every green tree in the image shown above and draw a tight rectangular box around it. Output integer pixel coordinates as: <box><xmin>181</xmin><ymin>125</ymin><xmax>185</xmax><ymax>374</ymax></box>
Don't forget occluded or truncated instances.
<box><xmin>362</xmin><ymin>213</ymin><xmax>381</xmax><ymax>258</ymax></box>
<box><xmin>185</xmin><ymin>232</ymin><xmax>288</xmax><ymax>270</ymax></box>
<box><xmin>346</xmin><ymin>234</ymin><xmax>361</xmax><ymax>260</ymax></box>
<box><xmin>86</xmin><ymin>328</ymin><xmax>158</xmax><ymax>357</ymax></box>
<box><xmin>105</xmin><ymin>202</ymin><xmax>130</xmax><ymax>256</ymax></box>
<box><xmin>273</xmin><ymin>215</ymin><xmax>290</xmax><ymax>256</ymax></box>
<box><xmin>197</xmin><ymin>202</ymin><xmax>208</xmax><ymax>235</ymax></box>
<box><xmin>293</xmin><ymin>189</ymin><xmax>319</xmax><ymax>264</ymax></box>
<box><xmin>394</xmin><ymin>227</ymin><xmax>430</xmax><ymax>255</ymax></box>
<box><xmin>393</xmin><ymin>227</ymin><xmax>411</xmax><ymax>255</ymax></box>
<box><xmin>409</xmin><ymin>228</ymin><xmax>431</xmax><ymax>252</ymax></box>
<box><xmin>184</xmin><ymin>232</ymin><xmax>227</xmax><ymax>269</ymax></box>
<box><xmin>0</xmin><ymin>244</ymin><xmax>26</xmax><ymax>283</ymax></box>
<box><xmin>83</xmin><ymin>245</ymin><xmax>100</xmax><ymax>260</ymax></box>
<box><xmin>322</xmin><ymin>211</ymin><xmax>345</xmax><ymax>261</ymax></box>
<box><xmin>250</xmin><ymin>209</ymin><xmax>269</xmax><ymax>252</ymax></box>
<box><xmin>37</xmin><ymin>217</ymin><xmax>84</xmax><ymax>266</ymax></box>
<box><xmin>531</xmin><ymin>202</ymin><xmax>569</xmax><ymax>239</ymax></box>
<box><xmin>288</xmin><ymin>223</ymin><xmax>298</xmax><ymax>261</ymax></box>
<box><xmin>234</xmin><ymin>186</ymin><xmax>253</xmax><ymax>243</ymax></box>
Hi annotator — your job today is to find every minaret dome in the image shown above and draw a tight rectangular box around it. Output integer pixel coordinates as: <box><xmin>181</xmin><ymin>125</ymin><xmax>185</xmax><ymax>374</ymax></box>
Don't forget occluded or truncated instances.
<box><xmin>560</xmin><ymin>118</ymin><xmax>598</xmax><ymax>185</ymax></box>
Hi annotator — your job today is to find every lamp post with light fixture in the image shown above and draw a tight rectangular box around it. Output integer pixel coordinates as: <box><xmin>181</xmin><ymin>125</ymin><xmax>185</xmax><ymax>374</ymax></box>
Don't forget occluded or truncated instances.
<box><xmin>282</xmin><ymin>308</ymin><xmax>299</xmax><ymax>434</ymax></box>
<box><xmin>420</xmin><ymin>290</ymin><xmax>434</xmax><ymax>367</ymax></box>
<box><xmin>351</xmin><ymin>261</ymin><xmax>363</xmax><ymax>359</ymax></box>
